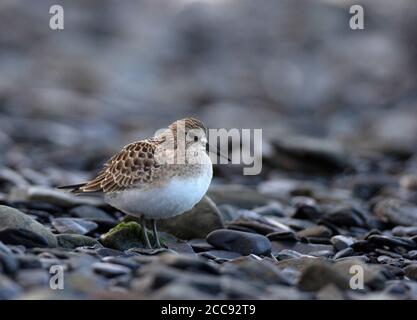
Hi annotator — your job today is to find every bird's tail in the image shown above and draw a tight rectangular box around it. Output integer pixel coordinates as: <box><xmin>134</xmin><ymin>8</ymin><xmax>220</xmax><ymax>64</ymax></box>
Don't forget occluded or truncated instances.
<box><xmin>57</xmin><ymin>183</ymin><xmax>87</xmax><ymax>194</ymax></box>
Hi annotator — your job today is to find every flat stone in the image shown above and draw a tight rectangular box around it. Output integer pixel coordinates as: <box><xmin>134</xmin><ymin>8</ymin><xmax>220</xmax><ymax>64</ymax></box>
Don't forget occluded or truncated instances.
<box><xmin>400</xmin><ymin>175</ymin><xmax>417</xmax><ymax>191</ymax></box>
<box><xmin>292</xmin><ymin>204</ymin><xmax>323</xmax><ymax>221</ymax></box>
<box><xmin>0</xmin><ymin>205</ymin><xmax>57</xmax><ymax>247</ymax></box>
<box><xmin>229</xmin><ymin>218</ymin><xmax>284</xmax><ymax>235</ymax></box>
<box><xmin>392</xmin><ymin>226</ymin><xmax>417</xmax><ymax>237</ymax></box>
<box><xmin>0</xmin><ymin>241</ymin><xmax>12</xmax><ymax>254</ymax></box>
<box><xmin>368</xmin><ymin>235</ymin><xmax>416</xmax><ymax>249</ymax></box>
<box><xmin>207</xmin><ymin>229</ymin><xmax>271</xmax><ymax>256</ymax></box>
<box><xmin>270</xmin><ymin>135</ymin><xmax>352</xmax><ymax>175</ymax></box>
<box><xmin>15</xmin><ymin>269</ymin><xmax>50</xmax><ymax>288</ymax></box>
<box><xmin>0</xmin><ymin>228</ymin><xmax>50</xmax><ymax>248</ymax></box>
<box><xmin>267</xmin><ymin>231</ymin><xmax>300</xmax><ymax>242</ymax></box>
<box><xmin>298</xmin><ymin>262</ymin><xmax>352</xmax><ymax>292</ymax></box>
<box><xmin>297</xmin><ymin>225</ymin><xmax>333</xmax><ymax>238</ymax></box>
<box><xmin>0</xmin><ymin>252</ymin><xmax>19</xmax><ymax>275</ymax></box>
<box><xmin>276</xmin><ymin>256</ymin><xmax>326</xmax><ymax>273</ymax></box>
<box><xmin>268</xmin><ymin>217</ymin><xmax>316</xmax><ymax>231</ymax></box>
<box><xmin>331</xmin><ymin>235</ymin><xmax>354</xmax><ymax>251</ymax></box>
<box><xmin>188</xmin><ymin>239</ymin><xmax>215</xmax><ymax>252</ymax></box>
<box><xmin>322</xmin><ymin>206</ymin><xmax>368</xmax><ymax>228</ymax></box>
<box><xmin>70</xmin><ymin>205</ymin><xmax>116</xmax><ymax>221</ymax></box>
<box><xmin>92</xmin><ymin>262</ymin><xmax>132</xmax><ymax>278</ymax></box>
<box><xmin>9</xmin><ymin>186</ymin><xmax>104</xmax><ymax>208</ymax></box>
<box><xmin>223</xmin><ymin>256</ymin><xmax>292</xmax><ymax>286</ymax></box>
<box><xmin>253</xmin><ymin>203</ymin><xmax>285</xmax><ymax>217</ymax></box>
<box><xmin>404</xmin><ymin>264</ymin><xmax>417</xmax><ymax>281</ymax></box>
<box><xmin>275</xmin><ymin>249</ymin><xmax>305</xmax><ymax>260</ymax></box>
<box><xmin>0</xmin><ymin>275</ymin><xmax>21</xmax><ymax>299</ymax></box>
<box><xmin>199</xmin><ymin>250</ymin><xmax>242</xmax><ymax>261</ymax></box>
<box><xmin>374</xmin><ymin>198</ymin><xmax>417</xmax><ymax>226</ymax></box>
<box><xmin>164</xmin><ymin>241</ymin><xmax>195</xmax><ymax>254</ymax></box>
<box><xmin>100</xmin><ymin>221</ymin><xmax>151</xmax><ymax>251</ymax></box>
<box><xmin>158</xmin><ymin>196</ymin><xmax>224</xmax><ymax>239</ymax></box>
<box><xmin>101</xmin><ymin>256</ymin><xmax>141</xmax><ymax>271</ymax></box>
<box><xmin>126</xmin><ymin>247</ymin><xmax>175</xmax><ymax>256</ymax></box>
<box><xmin>16</xmin><ymin>255</ymin><xmax>42</xmax><ymax>269</ymax></box>
<box><xmin>56</xmin><ymin>234</ymin><xmax>102</xmax><ymax>249</ymax></box>
<box><xmin>157</xmin><ymin>253</ymin><xmax>220</xmax><ymax>275</ymax></box>
<box><xmin>406</xmin><ymin>250</ymin><xmax>417</xmax><ymax>260</ymax></box>
<box><xmin>334</xmin><ymin>247</ymin><xmax>355</xmax><ymax>259</ymax></box>
<box><xmin>151</xmin><ymin>283</ymin><xmax>217</xmax><ymax>300</ymax></box>
<box><xmin>52</xmin><ymin>218</ymin><xmax>98</xmax><ymax>235</ymax></box>
<box><xmin>208</xmin><ymin>185</ymin><xmax>273</xmax><ymax>209</ymax></box>
<box><xmin>271</xmin><ymin>240</ymin><xmax>334</xmax><ymax>256</ymax></box>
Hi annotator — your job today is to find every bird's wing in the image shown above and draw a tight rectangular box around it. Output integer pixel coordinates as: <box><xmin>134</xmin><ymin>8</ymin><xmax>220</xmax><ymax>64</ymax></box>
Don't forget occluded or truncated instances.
<box><xmin>76</xmin><ymin>140</ymin><xmax>164</xmax><ymax>193</ymax></box>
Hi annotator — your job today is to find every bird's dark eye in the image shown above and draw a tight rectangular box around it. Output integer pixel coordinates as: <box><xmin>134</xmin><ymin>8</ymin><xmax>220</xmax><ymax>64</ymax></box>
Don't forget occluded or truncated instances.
<box><xmin>193</xmin><ymin>136</ymin><xmax>199</xmax><ymax>142</ymax></box>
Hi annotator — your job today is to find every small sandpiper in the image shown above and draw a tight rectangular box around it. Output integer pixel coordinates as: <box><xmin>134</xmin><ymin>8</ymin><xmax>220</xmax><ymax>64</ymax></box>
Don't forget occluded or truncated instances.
<box><xmin>59</xmin><ymin>118</ymin><xmax>228</xmax><ymax>248</ymax></box>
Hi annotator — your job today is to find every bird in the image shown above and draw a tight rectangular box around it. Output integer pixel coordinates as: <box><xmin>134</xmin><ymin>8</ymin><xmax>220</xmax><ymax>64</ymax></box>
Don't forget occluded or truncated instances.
<box><xmin>59</xmin><ymin>117</ymin><xmax>229</xmax><ymax>249</ymax></box>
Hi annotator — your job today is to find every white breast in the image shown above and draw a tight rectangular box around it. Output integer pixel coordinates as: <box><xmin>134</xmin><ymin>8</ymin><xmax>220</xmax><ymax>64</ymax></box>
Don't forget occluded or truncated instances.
<box><xmin>105</xmin><ymin>164</ymin><xmax>213</xmax><ymax>220</ymax></box>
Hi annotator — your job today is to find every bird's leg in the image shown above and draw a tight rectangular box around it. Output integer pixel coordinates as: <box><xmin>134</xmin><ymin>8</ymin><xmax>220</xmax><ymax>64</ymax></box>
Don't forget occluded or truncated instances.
<box><xmin>140</xmin><ymin>216</ymin><xmax>152</xmax><ymax>249</ymax></box>
<box><xmin>151</xmin><ymin>219</ymin><xmax>162</xmax><ymax>248</ymax></box>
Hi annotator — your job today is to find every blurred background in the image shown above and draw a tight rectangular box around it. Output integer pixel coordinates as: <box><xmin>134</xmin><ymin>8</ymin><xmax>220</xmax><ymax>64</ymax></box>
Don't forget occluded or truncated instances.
<box><xmin>0</xmin><ymin>0</ymin><xmax>417</xmax><ymax>192</ymax></box>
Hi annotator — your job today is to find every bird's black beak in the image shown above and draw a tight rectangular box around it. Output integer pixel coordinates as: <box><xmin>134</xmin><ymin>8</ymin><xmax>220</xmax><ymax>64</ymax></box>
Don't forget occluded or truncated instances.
<box><xmin>206</xmin><ymin>143</ymin><xmax>231</xmax><ymax>162</ymax></box>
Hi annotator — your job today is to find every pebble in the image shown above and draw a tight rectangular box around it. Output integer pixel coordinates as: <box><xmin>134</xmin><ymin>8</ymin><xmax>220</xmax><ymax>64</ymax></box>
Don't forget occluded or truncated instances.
<box><xmin>406</xmin><ymin>250</ymin><xmax>417</xmax><ymax>260</ymax></box>
<box><xmin>367</xmin><ymin>235</ymin><xmax>416</xmax><ymax>249</ymax></box>
<box><xmin>101</xmin><ymin>256</ymin><xmax>141</xmax><ymax>271</ymax></box>
<box><xmin>56</xmin><ymin>234</ymin><xmax>102</xmax><ymax>249</ymax></box>
<box><xmin>333</xmin><ymin>247</ymin><xmax>355</xmax><ymax>259</ymax></box>
<box><xmin>199</xmin><ymin>250</ymin><xmax>242</xmax><ymax>261</ymax></box>
<box><xmin>297</xmin><ymin>225</ymin><xmax>333</xmax><ymax>238</ymax></box>
<box><xmin>253</xmin><ymin>203</ymin><xmax>286</xmax><ymax>217</ymax></box>
<box><xmin>15</xmin><ymin>269</ymin><xmax>50</xmax><ymax>288</ymax></box>
<box><xmin>16</xmin><ymin>255</ymin><xmax>43</xmax><ymax>269</ymax></box>
<box><xmin>208</xmin><ymin>185</ymin><xmax>273</xmax><ymax>209</ymax></box>
<box><xmin>270</xmin><ymin>135</ymin><xmax>352</xmax><ymax>174</ymax></box>
<box><xmin>374</xmin><ymin>199</ymin><xmax>417</xmax><ymax>227</ymax></box>
<box><xmin>100</xmin><ymin>221</ymin><xmax>148</xmax><ymax>251</ymax></box>
<box><xmin>206</xmin><ymin>229</ymin><xmax>271</xmax><ymax>256</ymax></box>
<box><xmin>400</xmin><ymin>175</ymin><xmax>417</xmax><ymax>191</ymax></box>
<box><xmin>157</xmin><ymin>253</ymin><xmax>220</xmax><ymax>275</ymax></box>
<box><xmin>0</xmin><ymin>275</ymin><xmax>22</xmax><ymax>299</ymax></box>
<box><xmin>392</xmin><ymin>226</ymin><xmax>417</xmax><ymax>237</ymax></box>
<box><xmin>330</xmin><ymin>235</ymin><xmax>354</xmax><ymax>251</ymax></box>
<box><xmin>0</xmin><ymin>228</ymin><xmax>50</xmax><ymax>248</ymax></box>
<box><xmin>52</xmin><ymin>218</ymin><xmax>98</xmax><ymax>235</ymax></box>
<box><xmin>0</xmin><ymin>205</ymin><xmax>57</xmax><ymax>247</ymax></box>
<box><xmin>0</xmin><ymin>252</ymin><xmax>19</xmax><ymax>274</ymax></box>
<box><xmin>0</xmin><ymin>241</ymin><xmax>12</xmax><ymax>254</ymax></box>
<box><xmin>92</xmin><ymin>262</ymin><xmax>132</xmax><ymax>278</ymax></box>
<box><xmin>70</xmin><ymin>205</ymin><xmax>116</xmax><ymax>222</ymax></box>
<box><xmin>224</xmin><ymin>256</ymin><xmax>292</xmax><ymax>286</ymax></box>
<box><xmin>267</xmin><ymin>231</ymin><xmax>300</xmax><ymax>242</ymax></box>
<box><xmin>271</xmin><ymin>240</ymin><xmax>334</xmax><ymax>256</ymax></box>
<box><xmin>322</xmin><ymin>206</ymin><xmax>368</xmax><ymax>228</ymax></box>
<box><xmin>164</xmin><ymin>241</ymin><xmax>195</xmax><ymax>254</ymax></box>
<box><xmin>292</xmin><ymin>204</ymin><xmax>323</xmax><ymax>221</ymax></box>
<box><xmin>404</xmin><ymin>264</ymin><xmax>417</xmax><ymax>281</ymax></box>
<box><xmin>158</xmin><ymin>196</ymin><xmax>224</xmax><ymax>239</ymax></box>
<box><xmin>229</xmin><ymin>218</ymin><xmax>283</xmax><ymax>235</ymax></box>
<box><xmin>9</xmin><ymin>186</ymin><xmax>104</xmax><ymax>208</ymax></box>
<box><xmin>188</xmin><ymin>239</ymin><xmax>215</xmax><ymax>252</ymax></box>
<box><xmin>275</xmin><ymin>249</ymin><xmax>306</xmax><ymax>260</ymax></box>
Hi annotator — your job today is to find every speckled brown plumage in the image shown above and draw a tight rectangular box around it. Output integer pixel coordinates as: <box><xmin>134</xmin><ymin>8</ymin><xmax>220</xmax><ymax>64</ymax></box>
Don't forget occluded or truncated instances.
<box><xmin>63</xmin><ymin>117</ymin><xmax>208</xmax><ymax>194</ymax></box>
